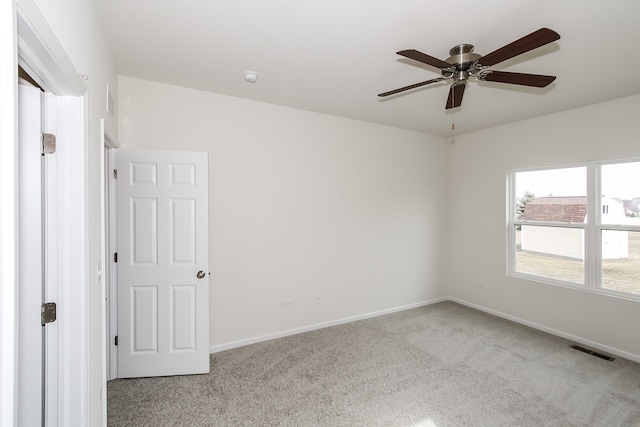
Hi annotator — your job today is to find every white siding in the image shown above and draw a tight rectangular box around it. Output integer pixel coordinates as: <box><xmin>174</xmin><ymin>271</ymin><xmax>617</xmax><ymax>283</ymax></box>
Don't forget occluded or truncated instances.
<box><xmin>522</xmin><ymin>226</ymin><xmax>584</xmax><ymax>259</ymax></box>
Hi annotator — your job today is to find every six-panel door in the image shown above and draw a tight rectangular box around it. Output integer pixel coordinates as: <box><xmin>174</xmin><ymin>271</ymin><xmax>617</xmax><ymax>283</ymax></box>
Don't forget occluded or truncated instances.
<box><xmin>117</xmin><ymin>149</ymin><xmax>209</xmax><ymax>378</ymax></box>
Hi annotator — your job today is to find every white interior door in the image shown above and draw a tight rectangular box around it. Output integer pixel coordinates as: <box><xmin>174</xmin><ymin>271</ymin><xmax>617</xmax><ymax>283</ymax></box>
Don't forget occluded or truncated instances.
<box><xmin>116</xmin><ymin>149</ymin><xmax>210</xmax><ymax>378</ymax></box>
<box><xmin>18</xmin><ymin>83</ymin><xmax>43</xmax><ymax>427</ymax></box>
<box><xmin>18</xmin><ymin>84</ymin><xmax>67</xmax><ymax>427</ymax></box>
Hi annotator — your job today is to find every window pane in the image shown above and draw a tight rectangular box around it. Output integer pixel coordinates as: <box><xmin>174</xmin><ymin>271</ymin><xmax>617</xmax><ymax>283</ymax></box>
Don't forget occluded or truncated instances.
<box><xmin>601</xmin><ymin>162</ymin><xmax>640</xmax><ymax>224</ymax></box>
<box><xmin>514</xmin><ymin>167</ymin><xmax>586</xmax><ymax>222</ymax></box>
<box><xmin>601</xmin><ymin>230</ymin><xmax>640</xmax><ymax>295</ymax></box>
<box><xmin>515</xmin><ymin>225</ymin><xmax>584</xmax><ymax>284</ymax></box>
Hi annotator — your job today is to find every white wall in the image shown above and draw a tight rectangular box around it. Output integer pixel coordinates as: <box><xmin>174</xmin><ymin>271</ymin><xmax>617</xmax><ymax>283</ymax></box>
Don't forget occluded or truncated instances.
<box><xmin>118</xmin><ymin>76</ymin><xmax>448</xmax><ymax>349</ymax></box>
<box><xmin>447</xmin><ymin>94</ymin><xmax>640</xmax><ymax>360</ymax></box>
<box><xmin>30</xmin><ymin>0</ymin><xmax>118</xmax><ymax>424</ymax></box>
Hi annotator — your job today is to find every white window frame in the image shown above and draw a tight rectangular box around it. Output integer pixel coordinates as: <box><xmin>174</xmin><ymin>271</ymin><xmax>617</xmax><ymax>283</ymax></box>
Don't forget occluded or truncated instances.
<box><xmin>596</xmin><ymin>159</ymin><xmax>640</xmax><ymax>298</ymax></box>
<box><xmin>508</xmin><ymin>159</ymin><xmax>640</xmax><ymax>301</ymax></box>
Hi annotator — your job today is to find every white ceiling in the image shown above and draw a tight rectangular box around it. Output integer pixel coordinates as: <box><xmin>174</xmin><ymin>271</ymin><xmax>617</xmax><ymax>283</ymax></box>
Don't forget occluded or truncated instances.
<box><xmin>93</xmin><ymin>0</ymin><xmax>640</xmax><ymax>137</ymax></box>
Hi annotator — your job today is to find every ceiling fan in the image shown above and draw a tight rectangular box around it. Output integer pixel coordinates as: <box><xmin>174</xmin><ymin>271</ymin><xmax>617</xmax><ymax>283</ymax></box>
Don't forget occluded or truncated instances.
<box><xmin>378</xmin><ymin>28</ymin><xmax>560</xmax><ymax>109</ymax></box>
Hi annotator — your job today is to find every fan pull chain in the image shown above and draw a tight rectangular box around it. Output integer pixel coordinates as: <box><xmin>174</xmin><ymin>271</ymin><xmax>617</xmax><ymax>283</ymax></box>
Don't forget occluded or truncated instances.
<box><xmin>452</xmin><ymin>88</ymin><xmax>455</xmax><ymax>130</ymax></box>
<box><xmin>451</xmin><ymin>85</ymin><xmax>456</xmax><ymax>131</ymax></box>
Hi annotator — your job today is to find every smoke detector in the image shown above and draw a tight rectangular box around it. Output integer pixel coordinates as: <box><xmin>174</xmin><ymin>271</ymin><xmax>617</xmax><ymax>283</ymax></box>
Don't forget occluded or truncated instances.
<box><xmin>244</xmin><ymin>71</ymin><xmax>258</xmax><ymax>83</ymax></box>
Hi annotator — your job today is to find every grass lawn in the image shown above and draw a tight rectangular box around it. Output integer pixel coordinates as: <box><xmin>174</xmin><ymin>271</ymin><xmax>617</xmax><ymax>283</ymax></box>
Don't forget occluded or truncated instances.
<box><xmin>515</xmin><ymin>220</ymin><xmax>640</xmax><ymax>296</ymax></box>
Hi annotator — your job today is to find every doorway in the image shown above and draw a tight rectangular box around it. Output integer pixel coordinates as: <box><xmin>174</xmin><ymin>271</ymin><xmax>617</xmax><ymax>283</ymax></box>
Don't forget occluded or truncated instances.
<box><xmin>14</xmin><ymin>0</ymin><xmax>88</xmax><ymax>425</ymax></box>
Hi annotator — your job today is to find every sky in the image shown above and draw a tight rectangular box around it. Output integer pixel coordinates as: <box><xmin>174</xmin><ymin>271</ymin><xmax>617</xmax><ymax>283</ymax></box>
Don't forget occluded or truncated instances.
<box><xmin>515</xmin><ymin>162</ymin><xmax>640</xmax><ymax>200</ymax></box>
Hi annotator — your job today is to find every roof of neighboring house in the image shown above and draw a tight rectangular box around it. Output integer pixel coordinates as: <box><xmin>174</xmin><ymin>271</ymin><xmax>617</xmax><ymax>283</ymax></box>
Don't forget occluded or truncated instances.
<box><xmin>522</xmin><ymin>196</ymin><xmax>587</xmax><ymax>222</ymax></box>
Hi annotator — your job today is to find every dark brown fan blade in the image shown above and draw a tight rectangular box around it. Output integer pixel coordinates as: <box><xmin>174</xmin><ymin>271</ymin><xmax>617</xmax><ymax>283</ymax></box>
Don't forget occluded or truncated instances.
<box><xmin>482</xmin><ymin>71</ymin><xmax>556</xmax><ymax>87</ymax></box>
<box><xmin>446</xmin><ymin>83</ymin><xmax>465</xmax><ymax>109</ymax></box>
<box><xmin>478</xmin><ymin>28</ymin><xmax>560</xmax><ymax>67</ymax></box>
<box><xmin>378</xmin><ymin>77</ymin><xmax>445</xmax><ymax>97</ymax></box>
<box><xmin>397</xmin><ymin>49</ymin><xmax>452</xmax><ymax>70</ymax></box>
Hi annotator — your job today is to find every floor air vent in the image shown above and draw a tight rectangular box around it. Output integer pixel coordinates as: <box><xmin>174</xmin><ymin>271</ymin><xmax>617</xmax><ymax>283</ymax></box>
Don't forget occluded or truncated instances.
<box><xmin>570</xmin><ymin>344</ymin><xmax>615</xmax><ymax>361</ymax></box>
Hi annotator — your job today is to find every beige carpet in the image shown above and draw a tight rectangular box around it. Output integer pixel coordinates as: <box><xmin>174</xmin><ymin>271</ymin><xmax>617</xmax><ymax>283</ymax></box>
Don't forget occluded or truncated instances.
<box><xmin>107</xmin><ymin>301</ymin><xmax>640</xmax><ymax>426</ymax></box>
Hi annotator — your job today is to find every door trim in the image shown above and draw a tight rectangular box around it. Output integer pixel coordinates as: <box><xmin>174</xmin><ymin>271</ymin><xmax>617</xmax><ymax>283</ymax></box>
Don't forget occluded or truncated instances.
<box><xmin>13</xmin><ymin>0</ymin><xmax>88</xmax><ymax>425</ymax></box>
<box><xmin>16</xmin><ymin>0</ymin><xmax>85</xmax><ymax>97</ymax></box>
<box><xmin>0</xmin><ymin>2</ymin><xmax>19</xmax><ymax>425</ymax></box>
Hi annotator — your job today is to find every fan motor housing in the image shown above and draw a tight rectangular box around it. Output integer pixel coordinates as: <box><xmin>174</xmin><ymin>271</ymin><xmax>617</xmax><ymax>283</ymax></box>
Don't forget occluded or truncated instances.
<box><xmin>445</xmin><ymin>44</ymin><xmax>482</xmax><ymax>69</ymax></box>
<box><xmin>443</xmin><ymin>44</ymin><xmax>482</xmax><ymax>80</ymax></box>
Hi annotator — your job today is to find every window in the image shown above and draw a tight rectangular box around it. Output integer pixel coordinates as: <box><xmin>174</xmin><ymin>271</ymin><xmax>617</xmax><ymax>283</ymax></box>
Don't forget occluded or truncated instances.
<box><xmin>599</xmin><ymin>162</ymin><xmax>640</xmax><ymax>295</ymax></box>
<box><xmin>509</xmin><ymin>161</ymin><xmax>640</xmax><ymax>299</ymax></box>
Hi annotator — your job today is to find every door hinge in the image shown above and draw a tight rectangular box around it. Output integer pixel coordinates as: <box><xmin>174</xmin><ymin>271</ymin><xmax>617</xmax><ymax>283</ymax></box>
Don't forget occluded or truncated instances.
<box><xmin>114</xmin><ymin>336</ymin><xmax>118</xmax><ymax>346</ymax></box>
<box><xmin>114</xmin><ymin>252</ymin><xmax>118</xmax><ymax>263</ymax></box>
<box><xmin>113</xmin><ymin>168</ymin><xmax>117</xmax><ymax>179</ymax></box>
<box><xmin>41</xmin><ymin>133</ymin><xmax>56</xmax><ymax>155</ymax></box>
<box><xmin>41</xmin><ymin>302</ymin><xmax>56</xmax><ymax>325</ymax></box>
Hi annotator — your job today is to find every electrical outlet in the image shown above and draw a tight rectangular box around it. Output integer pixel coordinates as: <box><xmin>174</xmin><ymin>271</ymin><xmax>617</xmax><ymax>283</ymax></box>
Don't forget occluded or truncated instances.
<box><xmin>315</xmin><ymin>295</ymin><xmax>321</xmax><ymax>304</ymax></box>
<box><xmin>281</xmin><ymin>301</ymin><xmax>291</xmax><ymax>308</ymax></box>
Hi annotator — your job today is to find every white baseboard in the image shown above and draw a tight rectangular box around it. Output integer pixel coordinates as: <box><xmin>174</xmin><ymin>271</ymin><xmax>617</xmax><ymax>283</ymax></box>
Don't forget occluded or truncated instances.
<box><xmin>209</xmin><ymin>297</ymin><xmax>448</xmax><ymax>354</ymax></box>
<box><xmin>448</xmin><ymin>297</ymin><xmax>640</xmax><ymax>364</ymax></box>
<box><xmin>211</xmin><ymin>296</ymin><xmax>640</xmax><ymax>364</ymax></box>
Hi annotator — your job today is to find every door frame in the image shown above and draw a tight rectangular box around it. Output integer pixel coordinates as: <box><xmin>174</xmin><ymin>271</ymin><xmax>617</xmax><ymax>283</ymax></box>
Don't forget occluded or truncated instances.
<box><xmin>6</xmin><ymin>0</ymin><xmax>88</xmax><ymax>425</ymax></box>
<box><xmin>102</xmin><ymin>120</ymin><xmax>119</xmax><ymax>381</ymax></box>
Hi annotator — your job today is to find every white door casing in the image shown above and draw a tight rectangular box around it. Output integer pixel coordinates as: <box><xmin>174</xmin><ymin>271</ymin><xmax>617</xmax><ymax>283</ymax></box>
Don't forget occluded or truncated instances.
<box><xmin>13</xmin><ymin>1</ymin><xmax>88</xmax><ymax>425</ymax></box>
<box><xmin>116</xmin><ymin>149</ymin><xmax>210</xmax><ymax>378</ymax></box>
<box><xmin>104</xmin><ymin>141</ymin><xmax>119</xmax><ymax>381</ymax></box>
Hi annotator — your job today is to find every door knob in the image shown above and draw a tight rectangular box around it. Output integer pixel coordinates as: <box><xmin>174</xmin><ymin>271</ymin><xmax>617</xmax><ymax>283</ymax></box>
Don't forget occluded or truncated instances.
<box><xmin>196</xmin><ymin>271</ymin><xmax>206</xmax><ymax>279</ymax></box>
